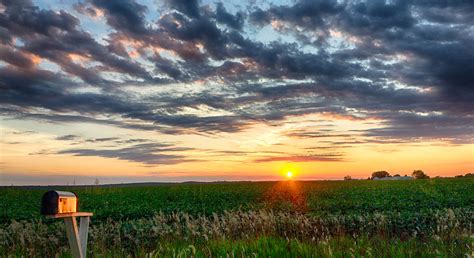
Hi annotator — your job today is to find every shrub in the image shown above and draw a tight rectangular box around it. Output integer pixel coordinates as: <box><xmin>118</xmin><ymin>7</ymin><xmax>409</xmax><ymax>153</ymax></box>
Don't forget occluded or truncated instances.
<box><xmin>371</xmin><ymin>171</ymin><xmax>390</xmax><ymax>179</ymax></box>
<box><xmin>412</xmin><ymin>170</ymin><xmax>429</xmax><ymax>179</ymax></box>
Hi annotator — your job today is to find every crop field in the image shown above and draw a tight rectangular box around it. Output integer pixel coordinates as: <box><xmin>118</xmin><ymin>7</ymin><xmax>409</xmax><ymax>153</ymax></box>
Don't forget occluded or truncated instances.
<box><xmin>1</xmin><ymin>178</ymin><xmax>473</xmax><ymax>257</ymax></box>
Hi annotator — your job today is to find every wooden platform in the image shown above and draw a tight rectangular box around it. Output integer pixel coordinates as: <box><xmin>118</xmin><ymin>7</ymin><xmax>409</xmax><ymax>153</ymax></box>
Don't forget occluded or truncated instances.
<box><xmin>46</xmin><ymin>212</ymin><xmax>93</xmax><ymax>218</ymax></box>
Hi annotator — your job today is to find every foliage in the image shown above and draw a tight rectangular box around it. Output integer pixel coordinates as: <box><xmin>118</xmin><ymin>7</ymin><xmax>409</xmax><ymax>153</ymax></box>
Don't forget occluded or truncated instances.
<box><xmin>412</xmin><ymin>170</ymin><xmax>430</xmax><ymax>179</ymax></box>
<box><xmin>371</xmin><ymin>171</ymin><xmax>390</xmax><ymax>179</ymax></box>
<box><xmin>455</xmin><ymin>173</ymin><xmax>474</xmax><ymax>178</ymax></box>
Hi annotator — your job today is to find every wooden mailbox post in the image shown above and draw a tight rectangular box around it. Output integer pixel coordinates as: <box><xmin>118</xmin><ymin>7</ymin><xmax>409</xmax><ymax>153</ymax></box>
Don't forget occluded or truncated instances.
<box><xmin>41</xmin><ymin>191</ymin><xmax>93</xmax><ymax>258</ymax></box>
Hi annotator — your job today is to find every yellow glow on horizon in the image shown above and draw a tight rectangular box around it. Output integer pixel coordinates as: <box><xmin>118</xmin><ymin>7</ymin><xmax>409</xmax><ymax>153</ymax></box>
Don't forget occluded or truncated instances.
<box><xmin>280</xmin><ymin>163</ymin><xmax>299</xmax><ymax>179</ymax></box>
<box><xmin>1</xmin><ymin>115</ymin><xmax>473</xmax><ymax>183</ymax></box>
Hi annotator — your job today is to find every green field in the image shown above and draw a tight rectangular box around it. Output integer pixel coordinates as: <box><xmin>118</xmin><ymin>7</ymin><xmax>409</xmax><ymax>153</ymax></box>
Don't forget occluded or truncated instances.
<box><xmin>1</xmin><ymin>178</ymin><xmax>473</xmax><ymax>256</ymax></box>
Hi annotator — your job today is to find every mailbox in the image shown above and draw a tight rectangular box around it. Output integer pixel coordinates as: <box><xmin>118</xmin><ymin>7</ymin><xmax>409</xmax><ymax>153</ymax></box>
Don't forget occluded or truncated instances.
<box><xmin>41</xmin><ymin>191</ymin><xmax>78</xmax><ymax>215</ymax></box>
<box><xmin>41</xmin><ymin>191</ymin><xmax>92</xmax><ymax>258</ymax></box>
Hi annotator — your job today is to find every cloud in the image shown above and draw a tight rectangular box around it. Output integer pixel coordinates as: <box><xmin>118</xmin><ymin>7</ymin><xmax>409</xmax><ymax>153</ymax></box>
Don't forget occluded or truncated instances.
<box><xmin>84</xmin><ymin>137</ymin><xmax>120</xmax><ymax>143</ymax></box>
<box><xmin>89</xmin><ymin>0</ymin><xmax>149</xmax><ymax>36</ymax></box>
<box><xmin>215</xmin><ymin>3</ymin><xmax>244</xmax><ymax>30</ymax></box>
<box><xmin>285</xmin><ymin>129</ymin><xmax>351</xmax><ymax>139</ymax></box>
<box><xmin>0</xmin><ymin>45</ymin><xmax>38</xmax><ymax>68</ymax></box>
<box><xmin>253</xmin><ymin>154</ymin><xmax>344</xmax><ymax>163</ymax></box>
<box><xmin>56</xmin><ymin>134</ymin><xmax>80</xmax><ymax>141</ymax></box>
<box><xmin>0</xmin><ymin>0</ymin><xmax>157</xmax><ymax>85</ymax></box>
<box><xmin>0</xmin><ymin>0</ymin><xmax>472</xmax><ymax>145</ymax></box>
<box><xmin>166</xmin><ymin>0</ymin><xmax>201</xmax><ymax>18</ymax></box>
<box><xmin>57</xmin><ymin>143</ymin><xmax>196</xmax><ymax>165</ymax></box>
<box><xmin>361</xmin><ymin>113</ymin><xmax>474</xmax><ymax>144</ymax></box>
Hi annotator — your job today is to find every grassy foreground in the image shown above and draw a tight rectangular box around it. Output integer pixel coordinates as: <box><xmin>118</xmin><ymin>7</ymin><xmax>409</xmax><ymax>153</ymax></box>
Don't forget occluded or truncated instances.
<box><xmin>1</xmin><ymin>178</ymin><xmax>473</xmax><ymax>256</ymax></box>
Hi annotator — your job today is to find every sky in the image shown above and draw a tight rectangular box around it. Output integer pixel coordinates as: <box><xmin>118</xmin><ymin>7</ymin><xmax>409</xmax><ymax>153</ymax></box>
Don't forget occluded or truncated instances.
<box><xmin>0</xmin><ymin>0</ymin><xmax>473</xmax><ymax>185</ymax></box>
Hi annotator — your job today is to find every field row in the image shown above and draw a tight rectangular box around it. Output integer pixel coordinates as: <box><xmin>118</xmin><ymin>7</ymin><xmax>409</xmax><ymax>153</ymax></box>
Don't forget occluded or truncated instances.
<box><xmin>1</xmin><ymin>179</ymin><xmax>473</xmax><ymax>222</ymax></box>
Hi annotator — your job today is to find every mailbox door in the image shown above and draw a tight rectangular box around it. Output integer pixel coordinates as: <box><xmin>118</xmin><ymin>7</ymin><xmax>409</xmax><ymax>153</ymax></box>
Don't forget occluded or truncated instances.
<box><xmin>58</xmin><ymin>197</ymin><xmax>77</xmax><ymax>213</ymax></box>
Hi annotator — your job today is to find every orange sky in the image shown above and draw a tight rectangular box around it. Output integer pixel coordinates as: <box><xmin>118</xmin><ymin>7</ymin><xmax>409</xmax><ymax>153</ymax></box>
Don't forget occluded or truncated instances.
<box><xmin>1</xmin><ymin>113</ymin><xmax>472</xmax><ymax>185</ymax></box>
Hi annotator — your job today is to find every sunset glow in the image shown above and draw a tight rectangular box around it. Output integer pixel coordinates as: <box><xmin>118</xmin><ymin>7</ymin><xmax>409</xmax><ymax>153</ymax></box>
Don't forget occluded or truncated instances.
<box><xmin>0</xmin><ymin>0</ymin><xmax>473</xmax><ymax>185</ymax></box>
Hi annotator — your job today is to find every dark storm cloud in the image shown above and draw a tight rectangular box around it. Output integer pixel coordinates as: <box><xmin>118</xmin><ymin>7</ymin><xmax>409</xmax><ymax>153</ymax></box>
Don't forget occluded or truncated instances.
<box><xmin>0</xmin><ymin>66</ymin><xmax>71</xmax><ymax>109</ymax></box>
<box><xmin>151</xmin><ymin>54</ymin><xmax>183</xmax><ymax>80</ymax></box>
<box><xmin>342</xmin><ymin>0</ymin><xmax>415</xmax><ymax>32</ymax></box>
<box><xmin>247</xmin><ymin>0</ymin><xmax>473</xmax><ymax>143</ymax></box>
<box><xmin>89</xmin><ymin>0</ymin><xmax>149</xmax><ymax>36</ymax></box>
<box><xmin>106</xmin><ymin>39</ymin><xmax>130</xmax><ymax>58</ymax></box>
<box><xmin>249</xmin><ymin>0</ymin><xmax>474</xmax><ymax>103</ymax></box>
<box><xmin>166</xmin><ymin>0</ymin><xmax>201</xmax><ymax>18</ymax></box>
<box><xmin>57</xmin><ymin>143</ymin><xmax>195</xmax><ymax>165</ymax></box>
<box><xmin>158</xmin><ymin>12</ymin><xmax>229</xmax><ymax>60</ymax></box>
<box><xmin>250</xmin><ymin>0</ymin><xmax>342</xmax><ymax>27</ymax></box>
<box><xmin>0</xmin><ymin>66</ymin><xmax>147</xmax><ymax>114</ymax></box>
<box><xmin>215</xmin><ymin>3</ymin><xmax>244</xmax><ymax>30</ymax></box>
<box><xmin>0</xmin><ymin>45</ymin><xmax>36</xmax><ymax>69</ymax></box>
<box><xmin>0</xmin><ymin>0</ymin><xmax>473</xmax><ymax>145</ymax></box>
<box><xmin>0</xmin><ymin>0</ymin><xmax>79</xmax><ymax>39</ymax></box>
<box><xmin>3</xmin><ymin>110</ymin><xmax>182</xmax><ymax>134</ymax></box>
<box><xmin>21</xmin><ymin>29</ymin><xmax>153</xmax><ymax>83</ymax></box>
<box><xmin>0</xmin><ymin>0</ymin><xmax>155</xmax><ymax>85</ymax></box>
<box><xmin>123</xmin><ymin>113</ymin><xmax>251</xmax><ymax>133</ymax></box>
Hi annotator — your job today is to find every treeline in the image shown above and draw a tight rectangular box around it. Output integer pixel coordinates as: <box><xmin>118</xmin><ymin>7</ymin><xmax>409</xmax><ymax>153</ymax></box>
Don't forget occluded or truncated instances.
<box><xmin>371</xmin><ymin>170</ymin><xmax>429</xmax><ymax>180</ymax></box>
<box><xmin>454</xmin><ymin>173</ymin><xmax>473</xmax><ymax>178</ymax></box>
<box><xmin>344</xmin><ymin>171</ymin><xmax>473</xmax><ymax>181</ymax></box>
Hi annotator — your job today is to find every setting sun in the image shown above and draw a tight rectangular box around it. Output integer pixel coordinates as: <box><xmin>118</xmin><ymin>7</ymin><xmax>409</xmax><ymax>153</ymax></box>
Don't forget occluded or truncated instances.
<box><xmin>286</xmin><ymin>171</ymin><xmax>293</xmax><ymax>179</ymax></box>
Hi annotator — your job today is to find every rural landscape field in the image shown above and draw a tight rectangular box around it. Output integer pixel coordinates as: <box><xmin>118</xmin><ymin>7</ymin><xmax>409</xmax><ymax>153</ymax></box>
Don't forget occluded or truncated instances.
<box><xmin>1</xmin><ymin>0</ymin><xmax>474</xmax><ymax>257</ymax></box>
<box><xmin>1</xmin><ymin>178</ymin><xmax>473</xmax><ymax>256</ymax></box>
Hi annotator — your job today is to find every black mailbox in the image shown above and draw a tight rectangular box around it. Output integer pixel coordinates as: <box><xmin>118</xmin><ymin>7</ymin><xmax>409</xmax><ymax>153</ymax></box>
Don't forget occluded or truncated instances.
<box><xmin>41</xmin><ymin>191</ymin><xmax>78</xmax><ymax>215</ymax></box>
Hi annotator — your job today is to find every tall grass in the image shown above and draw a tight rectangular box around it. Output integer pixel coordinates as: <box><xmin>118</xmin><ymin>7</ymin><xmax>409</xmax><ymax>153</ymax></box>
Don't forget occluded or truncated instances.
<box><xmin>1</xmin><ymin>208</ymin><xmax>472</xmax><ymax>256</ymax></box>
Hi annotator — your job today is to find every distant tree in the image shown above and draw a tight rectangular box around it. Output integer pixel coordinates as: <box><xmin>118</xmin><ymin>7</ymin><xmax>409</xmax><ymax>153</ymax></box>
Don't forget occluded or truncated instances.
<box><xmin>393</xmin><ymin>174</ymin><xmax>401</xmax><ymax>177</ymax></box>
<box><xmin>412</xmin><ymin>170</ymin><xmax>429</xmax><ymax>179</ymax></box>
<box><xmin>371</xmin><ymin>171</ymin><xmax>390</xmax><ymax>179</ymax></box>
<box><xmin>456</xmin><ymin>173</ymin><xmax>474</xmax><ymax>178</ymax></box>
<box><xmin>344</xmin><ymin>175</ymin><xmax>352</xmax><ymax>181</ymax></box>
